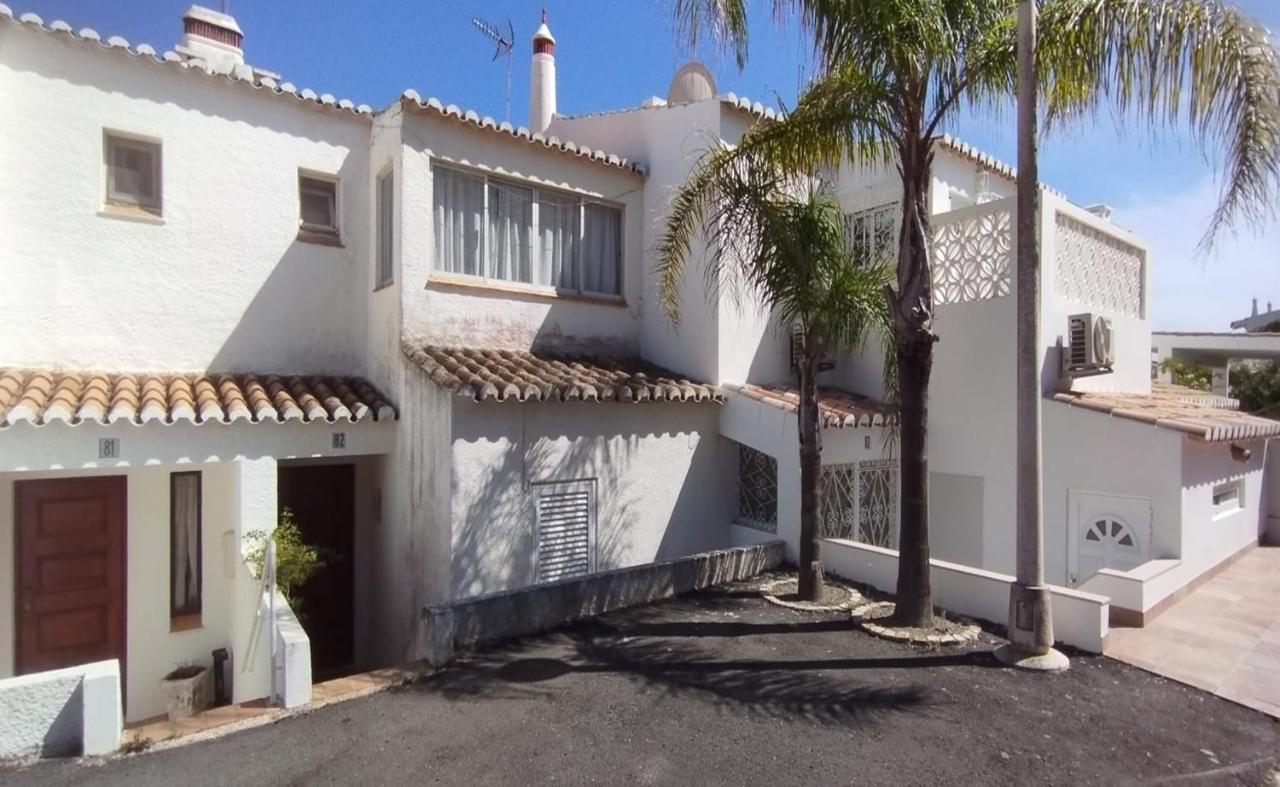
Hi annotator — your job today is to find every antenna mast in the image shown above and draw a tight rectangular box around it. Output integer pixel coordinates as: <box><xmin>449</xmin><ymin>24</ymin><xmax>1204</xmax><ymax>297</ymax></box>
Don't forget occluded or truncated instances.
<box><xmin>470</xmin><ymin>16</ymin><xmax>515</xmax><ymax>123</ymax></box>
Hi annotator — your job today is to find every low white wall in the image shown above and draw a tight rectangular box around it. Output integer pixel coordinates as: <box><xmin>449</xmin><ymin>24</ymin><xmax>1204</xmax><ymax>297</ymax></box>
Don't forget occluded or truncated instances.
<box><xmin>822</xmin><ymin>538</ymin><xmax>1109</xmax><ymax>653</ymax></box>
<box><xmin>270</xmin><ymin>592</ymin><xmax>312</xmax><ymax>710</ymax></box>
<box><xmin>1078</xmin><ymin>558</ymin><xmax>1182</xmax><ymax>615</ymax></box>
<box><xmin>0</xmin><ymin>660</ymin><xmax>121</xmax><ymax>760</ymax></box>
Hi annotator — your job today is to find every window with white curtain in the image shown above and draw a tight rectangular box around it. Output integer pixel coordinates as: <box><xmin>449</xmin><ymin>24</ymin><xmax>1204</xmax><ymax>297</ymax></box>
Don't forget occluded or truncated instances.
<box><xmin>432</xmin><ymin>163</ymin><xmax>623</xmax><ymax>296</ymax></box>
<box><xmin>170</xmin><ymin>472</ymin><xmax>202</xmax><ymax>626</ymax></box>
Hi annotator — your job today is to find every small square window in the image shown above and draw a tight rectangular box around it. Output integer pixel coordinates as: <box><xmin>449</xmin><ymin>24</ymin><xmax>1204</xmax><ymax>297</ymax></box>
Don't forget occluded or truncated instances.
<box><xmin>105</xmin><ymin>133</ymin><xmax>162</xmax><ymax>215</ymax></box>
<box><xmin>1212</xmin><ymin>479</ymin><xmax>1243</xmax><ymax>518</ymax></box>
<box><xmin>298</xmin><ymin>174</ymin><xmax>339</xmax><ymax>243</ymax></box>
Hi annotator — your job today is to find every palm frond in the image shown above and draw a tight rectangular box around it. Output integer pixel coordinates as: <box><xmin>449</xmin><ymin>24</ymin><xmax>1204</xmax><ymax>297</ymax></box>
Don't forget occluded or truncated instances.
<box><xmin>1038</xmin><ymin>0</ymin><xmax>1280</xmax><ymax>248</ymax></box>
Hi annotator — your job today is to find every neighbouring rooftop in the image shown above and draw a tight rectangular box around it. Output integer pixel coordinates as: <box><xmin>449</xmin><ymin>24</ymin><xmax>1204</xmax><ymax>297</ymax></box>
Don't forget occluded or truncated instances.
<box><xmin>1051</xmin><ymin>383</ymin><xmax>1280</xmax><ymax>443</ymax></box>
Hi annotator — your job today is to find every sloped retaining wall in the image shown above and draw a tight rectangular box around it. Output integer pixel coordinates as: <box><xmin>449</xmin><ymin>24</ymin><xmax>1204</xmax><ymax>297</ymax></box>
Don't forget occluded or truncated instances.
<box><xmin>414</xmin><ymin>541</ymin><xmax>785</xmax><ymax>666</ymax></box>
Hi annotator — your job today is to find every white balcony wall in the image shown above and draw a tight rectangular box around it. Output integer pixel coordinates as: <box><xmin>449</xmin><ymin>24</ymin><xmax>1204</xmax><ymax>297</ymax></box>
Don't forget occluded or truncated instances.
<box><xmin>0</xmin><ymin>23</ymin><xmax>373</xmax><ymax>375</ymax></box>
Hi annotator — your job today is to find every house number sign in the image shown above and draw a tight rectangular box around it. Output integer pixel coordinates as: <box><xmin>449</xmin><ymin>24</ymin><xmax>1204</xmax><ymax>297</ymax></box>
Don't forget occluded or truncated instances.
<box><xmin>98</xmin><ymin>437</ymin><xmax>120</xmax><ymax>459</ymax></box>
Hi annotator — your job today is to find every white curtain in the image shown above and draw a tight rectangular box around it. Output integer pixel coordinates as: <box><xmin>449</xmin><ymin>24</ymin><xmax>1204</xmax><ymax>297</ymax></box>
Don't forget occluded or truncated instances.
<box><xmin>536</xmin><ymin>191</ymin><xmax>578</xmax><ymax>289</ymax></box>
<box><xmin>171</xmin><ymin>474</ymin><xmax>200</xmax><ymax>614</ymax></box>
<box><xmin>433</xmin><ymin>167</ymin><xmax>484</xmax><ymax>276</ymax></box>
<box><xmin>582</xmin><ymin>203</ymin><xmax>622</xmax><ymax>295</ymax></box>
<box><xmin>487</xmin><ymin>182</ymin><xmax>532</xmax><ymax>283</ymax></box>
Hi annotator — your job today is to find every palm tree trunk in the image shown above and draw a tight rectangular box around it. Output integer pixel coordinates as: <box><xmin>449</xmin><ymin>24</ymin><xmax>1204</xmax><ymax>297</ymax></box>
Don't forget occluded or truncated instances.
<box><xmin>797</xmin><ymin>345</ymin><xmax>824</xmax><ymax>601</ymax></box>
<box><xmin>891</xmin><ymin>133</ymin><xmax>935</xmax><ymax>628</ymax></box>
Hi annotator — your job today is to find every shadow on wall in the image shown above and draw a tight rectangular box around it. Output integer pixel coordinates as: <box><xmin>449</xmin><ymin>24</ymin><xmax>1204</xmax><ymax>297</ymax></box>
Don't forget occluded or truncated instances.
<box><xmin>449</xmin><ymin>402</ymin><xmax>730</xmax><ymax>598</ymax></box>
<box><xmin>208</xmin><ymin>220</ymin><xmax>367</xmax><ymax>375</ymax></box>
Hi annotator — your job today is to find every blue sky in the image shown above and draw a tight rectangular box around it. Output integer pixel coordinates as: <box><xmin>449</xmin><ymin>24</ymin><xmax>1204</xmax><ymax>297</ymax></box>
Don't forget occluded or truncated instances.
<box><xmin>22</xmin><ymin>0</ymin><xmax>1279</xmax><ymax>330</ymax></box>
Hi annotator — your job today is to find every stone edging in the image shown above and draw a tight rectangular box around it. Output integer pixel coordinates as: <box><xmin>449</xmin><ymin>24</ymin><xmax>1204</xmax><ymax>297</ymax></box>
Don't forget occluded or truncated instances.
<box><xmin>760</xmin><ymin>578</ymin><xmax>863</xmax><ymax>612</ymax></box>
<box><xmin>852</xmin><ymin>602</ymin><xmax>982</xmax><ymax>645</ymax></box>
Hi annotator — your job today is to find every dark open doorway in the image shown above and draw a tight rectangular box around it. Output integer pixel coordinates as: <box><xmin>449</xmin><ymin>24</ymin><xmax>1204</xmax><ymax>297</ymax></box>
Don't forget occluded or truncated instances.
<box><xmin>278</xmin><ymin>463</ymin><xmax>355</xmax><ymax>681</ymax></box>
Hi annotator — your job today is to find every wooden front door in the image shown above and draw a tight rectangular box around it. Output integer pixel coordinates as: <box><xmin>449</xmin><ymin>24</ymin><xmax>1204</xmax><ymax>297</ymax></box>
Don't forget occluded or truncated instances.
<box><xmin>15</xmin><ymin>477</ymin><xmax>127</xmax><ymax>677</ymax></box>
<box><xmin>278</xmin><ymin>464</ymin><xmax>354</xmax><ymax>679</ymax></box>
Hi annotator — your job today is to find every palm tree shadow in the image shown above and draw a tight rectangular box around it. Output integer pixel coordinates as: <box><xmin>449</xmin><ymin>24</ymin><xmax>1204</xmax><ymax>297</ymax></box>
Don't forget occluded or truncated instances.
<box><xmin>411</xmin><ymin>618</ymin><xmax>951</xmax><ymax>726</ymax></box>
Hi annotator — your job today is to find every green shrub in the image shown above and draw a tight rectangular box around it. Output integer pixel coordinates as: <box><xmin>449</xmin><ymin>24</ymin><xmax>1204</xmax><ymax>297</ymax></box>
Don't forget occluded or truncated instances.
<box><xmin>245</xmin><ymin>508</ymin><xmax>331</xmax><ymax>620</ymax></box>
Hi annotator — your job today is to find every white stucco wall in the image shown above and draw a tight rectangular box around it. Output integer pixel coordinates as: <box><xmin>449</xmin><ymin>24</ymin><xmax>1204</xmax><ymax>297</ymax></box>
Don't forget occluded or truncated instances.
<box><xmin>1179</xmin><ymin>438</ymin><xmax>1267</xmax><ymax>576</ymax></box>
<box><xmin>0</xmin><ymin>23</ymin><xmax>373</xmax><ymax>375</ymax></box>
<box><xmin>1042</xmin><ymin>402</ymin><xmax>1184</xmax><ymax>587</ymax></box>
<box><xmin>551</xmin><ymin>99</ymin><xmax>727</xmax><ymax>382</ymax></box>
<box><xmin>448</xmin><ymin>399</ymin><xmax>730</xmax><ymax>597</ymax></box>
<box><xmin>398</xmin><ymin>110</ymin><xmax>646</xmax><ymax>355</ymax></box>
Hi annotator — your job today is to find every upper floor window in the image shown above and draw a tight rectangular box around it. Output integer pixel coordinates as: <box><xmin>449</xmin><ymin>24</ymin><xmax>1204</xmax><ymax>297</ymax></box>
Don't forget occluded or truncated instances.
<box><xmin>432</xmin><ymin>164</ymin><xmax>623</xmax><ymax>297</ymax></box>
<box><xmin>375</xmin><ymin>168</ymin><xmax>394</xmax><ymax>288</ymax></box>
<box><xmin>845</xmin><ymin>203</ymin><xmax>897</xmax><ymax>264</ymax></box>
<box><xmin>105</xmin><ymin>133</ymin><xmax>162</xmax><ymax>216</ymax></box>
<box><xmin>298</xmin><ymin>173</ymin><xmax>340</xmax><ymax>245</ymax></box>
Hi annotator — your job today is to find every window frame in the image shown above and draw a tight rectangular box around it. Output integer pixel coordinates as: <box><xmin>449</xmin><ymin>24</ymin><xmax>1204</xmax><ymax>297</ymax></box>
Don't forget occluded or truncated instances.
<box><xmin>169</xmin><ymin>471</ymin><xmax>203</xmax><ymax>630</ymax></box>
<box><xmin>103</xmin><ymin>131</ymin><xmax>163</xmax><ymax>216</ymax></box>
<box><xmin>430</xmin><ymin>162</ymin><xmax>624</xmax><ymax>299</ymax></box>
<box><xmin>844</xmin><ymin>202</ymin><xmax>898</xmax><ymax>264</ymax></box>
<box><xmin>375</xmin><ymin>166</ymin><xmax>395</xmax><ymax>289</ymax></box>
<box><xmin>297</xmin><ymin>171</ymin><xmax>341</xmax><ymax>244</ymax></box>
<box><xmin>1212</xmin><ymin>479</ymin><xmax>1244</xmax><ymax>519</ymax></box>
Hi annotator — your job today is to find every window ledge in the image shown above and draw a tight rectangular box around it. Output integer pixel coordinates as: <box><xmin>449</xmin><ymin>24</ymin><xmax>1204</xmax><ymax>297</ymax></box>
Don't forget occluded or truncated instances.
<box><xmin>297</xmin><ymin>229</ymin><xmax>344</xmax><ymax>248</ymax></box>
<box><xmin>98</xmin><ymin>204</ymin><xmax>164</xmax><ymax>225</ymax></box>
<box><xmin>427</xmin><ymin>272</ymin><xmax>626</xmax><ymax>307</ymax></box>
<box><xmin>170</xmin><ymin>613</ymin><xmax>202</xmax><ymax>633</ymax></box>
<box><xmin>373</xmin><ymin>279</ymin><xmax>396</xmax><ymax>293</ymax></box>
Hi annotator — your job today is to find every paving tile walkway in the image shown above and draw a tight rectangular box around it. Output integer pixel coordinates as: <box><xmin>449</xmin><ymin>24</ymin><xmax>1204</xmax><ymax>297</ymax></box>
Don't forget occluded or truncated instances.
<box><xmin>1105</xmin><ymin>546</ymin><xmax>1280</xmax><ymax>718</ymax></box>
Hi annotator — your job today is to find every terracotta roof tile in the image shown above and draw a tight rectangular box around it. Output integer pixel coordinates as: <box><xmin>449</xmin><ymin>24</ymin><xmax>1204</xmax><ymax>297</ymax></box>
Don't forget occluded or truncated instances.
<box><xmin>727</xmin><ymin>383</ymin><xmax>893</xmax><ymax>429</ymax></box>
<box><xmin>403</xmin><ymin>344</ymin><xmax>722</xmax><ymax>404</ymax></box>
<box><xmin>0</xmin><ymin>369</ymin><xmax>395</xmax><ymax>427</ymax></box>
<box><xmin>1050</xmin><ymin>386</ymin><xmax>1280</xmax><ymax>443</ymax></box>
<box><xmin>1</xmin><ymin>6</ymin><xmax>375</xmax><ymax>116</ymax></box>
<box><xmin>401</xmin><ymin>93</ymin><xmax>646</xmax><ymax>175</ymax></box>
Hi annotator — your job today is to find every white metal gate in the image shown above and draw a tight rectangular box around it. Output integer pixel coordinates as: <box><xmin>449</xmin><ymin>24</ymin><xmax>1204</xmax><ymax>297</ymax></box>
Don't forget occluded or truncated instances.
<box><xmin>534</xmin><ymin>480</ymin><xmax>596</xmax><ymax>583</ymax></box>
<box><xmin>1068</xmin><ymin>491</ymin><xmax>1152</xmax><ymax>586</ymax></box>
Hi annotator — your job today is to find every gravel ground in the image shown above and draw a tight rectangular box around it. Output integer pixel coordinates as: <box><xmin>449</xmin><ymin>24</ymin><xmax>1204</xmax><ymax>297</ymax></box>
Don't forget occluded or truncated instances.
<box><xmin>8</xmin><ymin>577</ymin><xmax>1280</xmax><ymax>786</ymax></box>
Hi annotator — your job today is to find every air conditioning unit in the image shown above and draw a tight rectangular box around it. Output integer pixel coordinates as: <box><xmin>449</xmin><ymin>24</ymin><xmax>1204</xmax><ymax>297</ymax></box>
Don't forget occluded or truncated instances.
<box><xmin>790</xmin><ymin>323</ymin><xmax>836</xmax><ymax>373</ymax></box>
<box><xmin>1061</xmin><ymin>313</ymin><xmax>1114</xmax><ymax>377</ymax></box>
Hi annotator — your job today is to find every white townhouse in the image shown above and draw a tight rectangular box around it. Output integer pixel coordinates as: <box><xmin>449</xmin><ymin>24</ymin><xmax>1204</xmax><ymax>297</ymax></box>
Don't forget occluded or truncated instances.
<box><xmin>0</xmin><ymin>3</ymin><xmax>1276</xmax><ymax>738</ymax></box>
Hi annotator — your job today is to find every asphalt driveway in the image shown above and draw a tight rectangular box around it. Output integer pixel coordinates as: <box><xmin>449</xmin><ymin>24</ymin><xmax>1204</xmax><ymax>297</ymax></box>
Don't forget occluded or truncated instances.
<box><xmin>9</xmin><ymin>576</ymin><xmax>1280</xmax><ymax>786</ymax></box>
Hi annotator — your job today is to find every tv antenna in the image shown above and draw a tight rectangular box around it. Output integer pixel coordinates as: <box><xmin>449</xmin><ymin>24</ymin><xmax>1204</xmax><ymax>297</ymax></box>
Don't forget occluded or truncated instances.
<box><xmin>470</xmin><ymin>16</ymin><xmax>515</xmax><ymax>123</ymax></box>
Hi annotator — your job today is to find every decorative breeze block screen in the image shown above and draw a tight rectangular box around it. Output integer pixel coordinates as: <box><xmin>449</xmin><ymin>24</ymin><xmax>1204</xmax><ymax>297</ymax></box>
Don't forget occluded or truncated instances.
<box><xmin>1053</xmin><ymin>213</ymin><xmax>1145</xmax><ymax>318</ymax></box>
<box><xmin>736</xmin><ymin>444</ymin><xmax>778</xmax><ymax>532</ymax></box>
<box><xmin>931</xmin><ymin>205</ymin><xmax>1012</xmax><ymax>305</ymax></box>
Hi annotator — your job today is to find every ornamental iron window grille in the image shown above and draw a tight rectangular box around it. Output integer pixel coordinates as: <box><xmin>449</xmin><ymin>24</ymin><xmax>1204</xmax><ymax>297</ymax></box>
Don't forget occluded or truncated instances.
<box><xmin>820</xmin><ymin>460</ymin><xmax>899</xmax><ymax>548</ymax></box>
<box><xmin>736</xmin><ymin>444</ymin><xmax>777</xmax><ymax>532</ymax></box>
<box><xmin>857</xmin><ymin>460</ymin><xmax>899</xmax><ymax>548</ymax></box>
<box><xmin>844</xmin><ymin>203</ymin><xmax>898</xmax><ymax>265</ymax></box>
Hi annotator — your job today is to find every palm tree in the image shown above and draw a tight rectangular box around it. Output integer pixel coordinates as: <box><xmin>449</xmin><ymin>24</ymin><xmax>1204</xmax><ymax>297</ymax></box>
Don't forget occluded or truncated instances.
<box><xmin>669</xmin><ymin>0</ymin><xmax>1280</xmax><ymax>626</ymax></box>
<box><xmin>657</xmin><ymin>152</ymin><xmax>893</xmax><ymax>601</ymax></box>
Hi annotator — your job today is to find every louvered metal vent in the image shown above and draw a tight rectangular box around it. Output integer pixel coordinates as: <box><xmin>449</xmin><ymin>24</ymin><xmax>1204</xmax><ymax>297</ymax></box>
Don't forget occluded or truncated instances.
<box><xmin>535</xmin><ymin>481</ymin><xmax>596</xmax><ymax>583</ymax></box>
<box><xmin>1068</xmin><ymin>315</ymin><xmax>1089</xmax><ymax>367</ymax></box>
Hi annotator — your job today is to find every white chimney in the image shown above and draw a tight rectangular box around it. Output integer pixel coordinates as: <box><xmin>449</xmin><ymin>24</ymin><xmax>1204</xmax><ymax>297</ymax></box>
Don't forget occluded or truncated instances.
<box><xmin>175</xmin><ymin>5</ymin><xmax>245</xmax><ymax>75</ymax></box>
<box><xmin>529</xmin><ymin>12</ymin><xmax>557</xmax><ymax>135</ymax></box>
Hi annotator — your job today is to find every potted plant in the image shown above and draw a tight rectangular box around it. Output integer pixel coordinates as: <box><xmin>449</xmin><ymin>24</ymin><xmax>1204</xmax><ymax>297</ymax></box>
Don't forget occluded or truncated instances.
<box><xmin>162</xmin><ymin>661</ymin><xmax>209</xmax><ymax>721</ymax></box>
